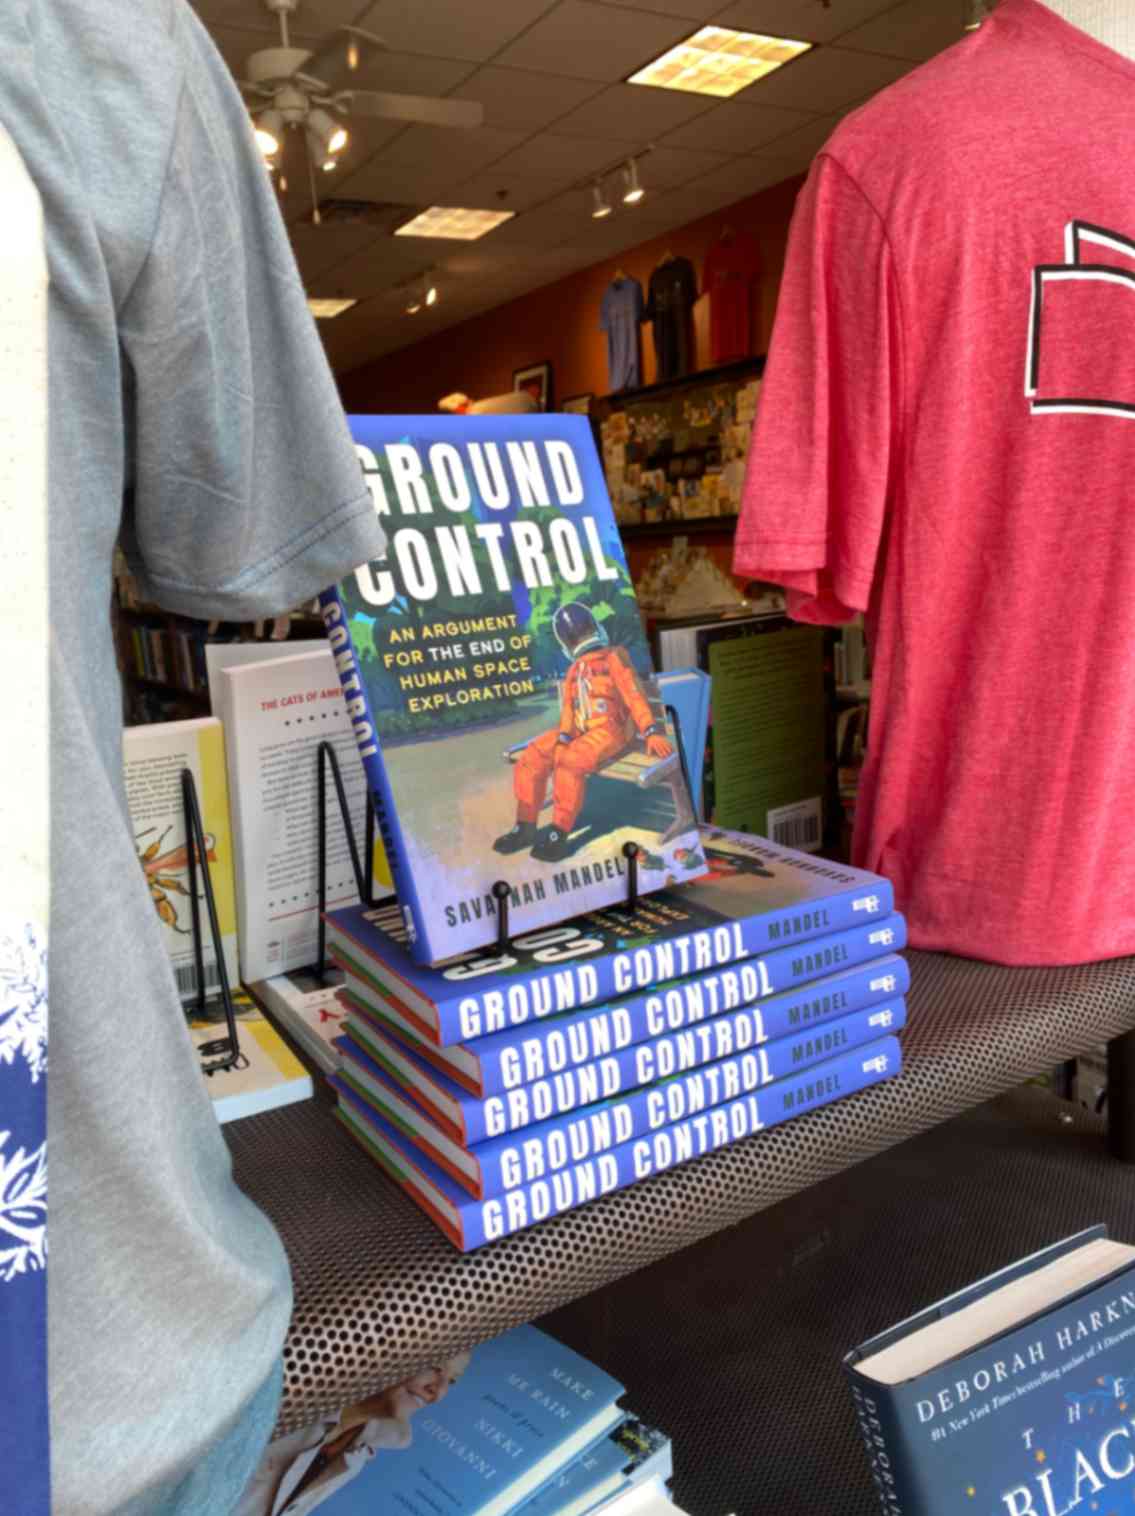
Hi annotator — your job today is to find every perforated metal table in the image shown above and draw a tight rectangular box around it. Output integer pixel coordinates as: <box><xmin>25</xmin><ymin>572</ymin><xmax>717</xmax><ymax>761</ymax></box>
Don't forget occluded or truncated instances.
<box><xmin>225</xmin><ymin>947</ymin><xmax>1135</xmax><ymax>1435</ymax></box>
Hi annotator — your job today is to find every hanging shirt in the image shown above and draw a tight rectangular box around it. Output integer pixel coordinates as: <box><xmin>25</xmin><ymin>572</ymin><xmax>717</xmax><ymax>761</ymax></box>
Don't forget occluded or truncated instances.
<box><xmin>599</xmin><ymin>275</ymin><xmax>645</xmax><ymax>391</ymax></box>
<box><xmin>703</xmin><ymin>231</ymin><xmax>761</xmax><ymax>364</ymax></box>
<box><xmin>645</xmin><ymin>257</ymin><xmax>699</xmax><ymax>382</ymax></box>
<box><xmin>0</xmin><ymin>2</ymin><xmax>385</xmax><ymax>1513</ymax></box>
<box><xmin>734</xmin><ymin>0</ymin><xmax>1135</xmax><ymax>966</ymax></box>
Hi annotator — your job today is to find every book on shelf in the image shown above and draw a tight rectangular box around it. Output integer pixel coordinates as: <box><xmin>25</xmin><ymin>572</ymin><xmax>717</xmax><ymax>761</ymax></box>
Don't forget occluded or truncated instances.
<box><xmin>335</xmin><ymin>994</ymin><xmax>906</xmax><ymax>1196</ymax></box>
<box><xmin>121</xmin><ymin>715</ymin><xmax>239</xmax><ymax>1003</ymax></box>
<box><xmin>245</xmin><ymin>966</ymin><xmax>352</xmax><ymax>1075</ymax></box>
<box><xmin>320</xmin><ymin>413</ymin><xmax>707</xmax><ymax>967</ymax></box>
<box><xmin>333</xmin><ymin>1035</ymin><xmax>902</xmax><ymax>1251</ymax></box>
<box><xmin>212</xmin><ymin>647</ymin><xmax>390</xmax><ymax>983</ymax></box>
<box><xmin>339</xmin><ymin>924</ymin><xmax>909</xmax><ymax>1101</ymax></box>
<box><xmin>844</xmin><ymin>1227</ymin><xmax>1135</xmax><ymax>1516</ymax></box>
<box><xmin>188</xmin><ymin>1002</ymin><xmax>312</xmax><ymax>1123</ymax></box>
<box><xmin>512</xmin><ymin>1414</ymin><xmax>671</xmax><ymax>1516</ymax></box>
<box><xmin>308</xmin><ymin>1323</ymin><xmax>626</xmax><ymax>1516</ymax></box>
<box><xmin>322</xmin><ymin>825</ymin><xmax>896</xmax><ymax>1047</ymax></box>
<box><xmin>650</xmin><ymin>606</ymin><xmax>784</xmax><ymax>673</ymax></box>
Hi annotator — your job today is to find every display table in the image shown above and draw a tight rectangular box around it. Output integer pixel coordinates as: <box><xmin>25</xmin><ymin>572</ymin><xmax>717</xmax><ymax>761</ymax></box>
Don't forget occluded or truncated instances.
<box><xmin>226</xmin><ymin>948</ymin><xmax>1135</xmax><ymax>1433</ymax></box>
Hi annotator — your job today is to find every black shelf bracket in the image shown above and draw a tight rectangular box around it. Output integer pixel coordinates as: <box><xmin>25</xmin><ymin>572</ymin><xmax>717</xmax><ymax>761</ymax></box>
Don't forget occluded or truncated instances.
<box><xmin>181</xmin><ymin>767</ymin><xmax>242</xmax><ymax>1076</ymax></box>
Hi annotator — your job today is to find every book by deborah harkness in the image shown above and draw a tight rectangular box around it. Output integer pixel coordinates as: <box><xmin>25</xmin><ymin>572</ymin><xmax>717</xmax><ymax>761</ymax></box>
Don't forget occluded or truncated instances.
<box><xmin>324</xmin><ymin>825</ymin><xmax>896</xmax><ymax>1046</ymax></box>
<box><xmin>320</xmin><ymin>414</ymin><xmax>706</xmax><ymax>966</ymax></box>
<box><xmin>844</xmin><ymin>1227</ymin><xmax>1135</xmax><ymax>1516</ymax></box>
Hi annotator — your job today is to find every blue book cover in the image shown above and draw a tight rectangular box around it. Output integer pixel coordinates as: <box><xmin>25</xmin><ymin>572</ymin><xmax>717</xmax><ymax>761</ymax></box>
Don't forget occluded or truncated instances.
<box><xmin>339</xmin><ymin>989</ymin><xmax>907</xmax><ymax>1164</ymax></box>
<box><xmin>656</xmin><ymin>667</ymin><xmax>711</xmax><ymax>820</ymax></box>
<box><xmin>325</xmin><ymin>825</ymin><xmax>897</xmax><ymax>1046</ymax></box>
<box><xmin>512</xmin><ymin>1415</ymin><xmax>671</xmax><ymax>1516</ymax></box>
<box><xmin>322</xmin><ymin>415</ymin><xmax>706</xmax><ymax>967</ymax></box>
<box><xmin>303</xmin><ymin>1322</ymin><xmax>625</xmax><ymax>1516</ymax></box>
<box><xmin>332</xmin><ymin>1035</ymin><xmax>902</xmax><ymax>1249</ymax></box>
<box><xmin>339</xmin><ymin>939</ymin><xmax>909</xmax><ymax>1099</ymax></box>
<box><xmin>843</xmin><ymin>1228</ymin><xmax>1135</xmax><ymax>1515</ymax></box>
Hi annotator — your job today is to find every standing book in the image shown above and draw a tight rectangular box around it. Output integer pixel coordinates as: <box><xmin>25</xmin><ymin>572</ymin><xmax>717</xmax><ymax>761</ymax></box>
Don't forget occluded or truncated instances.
<box><xmin>324</xmin><ymin>826</ymin><xmax>897</xmax><ymax>1046</ymax></box>
<box><xmin>844</xmin><ymin>1227</ymin><xmax>1135</xmax><ymax>1515</ymax></box>
<box><xmin>316</xmin><ymin>1323</ymin><xmax>625</xmax><ymax>1516</ymax></box>
<box><xmin>320</xmin><ymin>414</ymin><xmax>707</xmax><ymax>967</ymax></box>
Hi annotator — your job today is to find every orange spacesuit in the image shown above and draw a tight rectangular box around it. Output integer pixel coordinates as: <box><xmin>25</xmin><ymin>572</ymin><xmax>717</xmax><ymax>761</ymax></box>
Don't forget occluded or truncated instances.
<box><xmin>495</xmin><ymin>603</ymin><xmax>672</xmax><ymax>863</ymax></box>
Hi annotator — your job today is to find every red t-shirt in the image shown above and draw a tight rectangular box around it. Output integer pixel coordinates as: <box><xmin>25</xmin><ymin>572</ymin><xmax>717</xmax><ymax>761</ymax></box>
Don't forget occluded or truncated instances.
<box><xmin>735</xmin><ymin>0</ymin><xmax>1135</xmax><ymax>966</ymax></box>
<box><xmin>703</xmin><ymin>231</ymin><xmax>761</xmax><ymax>364</ymax></box>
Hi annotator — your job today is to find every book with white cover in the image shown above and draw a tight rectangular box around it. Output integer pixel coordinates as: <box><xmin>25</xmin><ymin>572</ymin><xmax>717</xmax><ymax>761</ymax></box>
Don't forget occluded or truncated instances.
<box><xmin>217</xmin><ymin>649</ymin><xmax>390</xmax><ymax>982</ymax></box>
<box><xmin>247</xmin><ymin>967</ymin><xmax>350</xmax><ymax>1074</ymax></box>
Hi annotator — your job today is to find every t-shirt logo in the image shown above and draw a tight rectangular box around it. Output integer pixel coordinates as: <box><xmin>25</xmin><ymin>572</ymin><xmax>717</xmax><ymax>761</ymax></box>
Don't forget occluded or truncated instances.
<box><xmin>1026</xmin><ymin>220</ymin><xmax>1135</xmax><ymax>419</ymax></box>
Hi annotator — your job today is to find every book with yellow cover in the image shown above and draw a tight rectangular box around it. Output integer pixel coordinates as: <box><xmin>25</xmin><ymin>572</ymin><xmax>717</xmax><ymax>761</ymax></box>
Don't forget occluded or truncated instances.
<box><xmin>189</xmin><ymin>1003</ymin><xmax>313</xmax><ymax>1123</ymax></box>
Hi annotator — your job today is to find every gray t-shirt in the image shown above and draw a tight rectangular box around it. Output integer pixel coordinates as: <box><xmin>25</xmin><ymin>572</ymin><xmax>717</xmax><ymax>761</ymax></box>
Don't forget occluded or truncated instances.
<box><xmin>0</xmin><ymin>2</ymin><xmax>384</xmax><ymax>1510</ymax></box>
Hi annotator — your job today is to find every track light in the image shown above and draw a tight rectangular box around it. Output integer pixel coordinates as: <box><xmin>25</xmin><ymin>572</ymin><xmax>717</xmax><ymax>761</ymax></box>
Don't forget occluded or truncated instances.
<box><xmin>307</xmin><ymin>107</ymin><xmax>349</xmax><ymax>157</ymax></box>
<box><xmin>591</xmin><ymin>181</ymin><xmax>613</xmax><ymax>220</ymax></box>
<box><xmin>406</xmin><ymin>275</ymin><xmax>439</xmax><ymax>315</ymax></box>
<box><xmin>425</xmin><ymin>282</ymin><xmax>438</xmax><ymax>307</ymax></box>
<box><xmin>255</xmin><ymin>107</ymin><xmax>284</xmax><ymax>157</ymax></box>
<box><xmin>321</xmin><ymin>158</ymin><xmax>338</xmax><ymax>173</ymax></box>
<box><xmin>622</xmin><ymin>159</ymin><xmax>645</xmax><ymax>205</ymax></box>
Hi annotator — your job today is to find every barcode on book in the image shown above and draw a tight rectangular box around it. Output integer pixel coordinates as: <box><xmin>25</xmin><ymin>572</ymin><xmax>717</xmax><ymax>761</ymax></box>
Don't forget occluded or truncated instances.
<box><xmin>175</xmin><ymin>958</ymin><xmax>223</xmax><ymax>1000</ymax></box>
<box><xmin>767</xmin><ymin>797</ymin><xmax>822</xmax><ymax>853</ymax></box>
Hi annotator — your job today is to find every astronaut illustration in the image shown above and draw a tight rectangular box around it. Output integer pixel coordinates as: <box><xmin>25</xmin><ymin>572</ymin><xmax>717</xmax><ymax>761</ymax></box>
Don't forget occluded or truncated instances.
<box><xmin>494</xmin><ymin>602</ymin><xmax>673</xmax><ymax>863</ymax></box>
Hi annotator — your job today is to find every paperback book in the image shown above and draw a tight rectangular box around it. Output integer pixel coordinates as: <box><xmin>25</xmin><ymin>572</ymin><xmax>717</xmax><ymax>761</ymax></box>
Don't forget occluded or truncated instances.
<box><xmin>513</xmin><ymin>1415</ymin><xmax>671</xmax><ymax>1516</ymax></box>
<box><xmin>189</xmin><ymin>1005</ymin><xmax>312</xmax><ymax>1123</ymax></box>
<box><xmin>333</xmin><ymin>1034</ymin><xmax>903</xmax><ymax>1249</ymax></box>
<box><xmin>338</xmin><ymin>933</ymin><xmax>910</xmax><ymax>1098</ymax></box>
<box><xmin>321</xmin><ymin>414</ymin><xmax>707</xmax><ymax>966</ymax></box>
<box><xmin>336</xmin><ymin>996</ymin><xmax>905</xmax><ymax>1195</ymax></box>
<box><xmin>246</xmin><ymin>966</ymin><xmax>350</xmax><ymax>1075</ymax></box>
<box><xmin>844</xmin><ymin>1227</ymin><xmax>1135</xmax><ymax>1516</ymax></box>
<box><xmin>324</xmin><ymin>826</ymin><xmax>897</xmax><ymax>1046</ymax></box>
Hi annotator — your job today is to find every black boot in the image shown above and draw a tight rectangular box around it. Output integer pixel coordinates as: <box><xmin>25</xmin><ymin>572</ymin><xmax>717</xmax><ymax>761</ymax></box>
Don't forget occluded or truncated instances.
<box><xmin>492</xmin><ymin>821</ymin><xmax>538</xmax><ymax>855</ymax></box>
<box><xmin>530</xmin><ymin>826</ymin><xmax>573</xmax><ymax>863</ymax></box>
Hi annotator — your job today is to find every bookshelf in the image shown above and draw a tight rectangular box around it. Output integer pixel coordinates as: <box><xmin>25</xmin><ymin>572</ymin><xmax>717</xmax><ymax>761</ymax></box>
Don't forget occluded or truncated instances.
<box><xmin>226</xmin><ymin>948</ymin><xmax>1135</xmax><ymax>1451</ymax></box>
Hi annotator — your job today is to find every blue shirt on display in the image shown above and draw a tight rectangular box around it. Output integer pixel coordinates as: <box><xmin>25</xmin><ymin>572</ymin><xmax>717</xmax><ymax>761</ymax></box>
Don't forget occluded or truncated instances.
<box><xmin>600</xmin><ymin>276</ymin><xmax>645</xmax><ymax>391</ymax></box>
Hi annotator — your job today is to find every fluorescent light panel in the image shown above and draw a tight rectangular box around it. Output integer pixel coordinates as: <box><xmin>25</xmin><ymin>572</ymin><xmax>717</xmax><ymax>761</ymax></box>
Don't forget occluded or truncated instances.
<box><xmin>307</xmin><ymin>298</ymin><xmax>357</xmax><ymax>319</ymax></box>
<box><xmin>395</xmin><ymin>207</ymin><xmax>515</xmax><ymax>241</ymax></box>
<box><xmin>628</xmin><ymin>26</ymin><xmax>811</xmax><ymax>98</ymax></box>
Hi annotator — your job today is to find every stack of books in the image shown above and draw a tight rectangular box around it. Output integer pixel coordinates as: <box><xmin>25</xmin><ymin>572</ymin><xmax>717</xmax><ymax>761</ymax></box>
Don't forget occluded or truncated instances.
<box><xmin>322</xmin><ymin>826</ymin><xmax>907</xmax><ymax>1251</ymax></box>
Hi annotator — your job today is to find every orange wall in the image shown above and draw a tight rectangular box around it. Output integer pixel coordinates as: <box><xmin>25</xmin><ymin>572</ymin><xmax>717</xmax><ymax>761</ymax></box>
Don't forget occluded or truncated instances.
<box><xmin>339</xmin><ymin>174</ymin><xmax>804</xmax><ymax>414</ymax></box>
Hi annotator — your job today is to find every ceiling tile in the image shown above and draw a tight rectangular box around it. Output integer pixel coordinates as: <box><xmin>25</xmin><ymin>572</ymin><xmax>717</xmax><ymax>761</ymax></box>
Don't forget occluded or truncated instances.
<box><xmin>750</xmin><ymin>107</ymin><xmax>846</xmax><ymax>162</ymax></box>
<box><xmin>835</xmin><ymin>0</ymin><xmax>969</xmax><ymax>61</ymax></box>
<box><xmin>591</xmin><ymin>0</ymin><xmax>725</xmax><ymax>15</ymax></box>
<box><xmin>191</xmin><ymin>1</ymin><xmax>371</xmax><ymax>37</ymax></box>
<box><xmin>447</xmin><ymin>170</ymin><xmax>573</xmax><ymax>214</ymax></box>
<box><xmin>330</xmin><ymin>156</ymin><xmax>465</xmax><ymax>204</ymax></box>
<box><xmin>289</xmin><ymin>222</ymin><xmax>385</xmax><ymax>282</ymax></box>
<box><xmin>371</xmin><ymin>124</ymin><xmax>527</xmax><ymax>175</ymax></box>
<box><xmin>309</xmin><ymin>236</ymin><xmax>433</xmax><ymax>297</ymax></box>
<box><xmin>355</xmin><ymin>0</ymin><xmax>564</xmax><ymax>62</ymax></box>
<box><xmin>641</xmin><ymin>144</ymin><xmax>732</xmax><ymax>189</ymax></box>
<box><xmin>738</xmin><ymin>44</ymin><xmax>912</xmax><ymax>111</ymax></box>
<box><xmin>708</xmin><ymin>0</ymin><xmax>902</xmax><ymax>45</ymax></box>
<box><xmin>489</xmin><ymin>131</ymin><xmax>642</xmax><ymax>180</ymax></box>
<box><xmin>448</xmin><ymin>67</ymin><xmax>606</xmax><ymax>133</ymax></box>
<box><xmin>550</xmin><ymin>83</ymin><xmax>716</xmax><ymax>140</ymax></box>
<box><xmin>657</xmin><ymin>96</ymin><xmax>814</xmax><ymax>152</ymax></box>
<box><xmin>678</xmin><ymin>152</ymin><xmax>804</xmax><ymax>201</ymax></box>
<box><xmin>493</xmin><ymin>1</ymin><xmax>696</xmax><ymax>82</ymax></box>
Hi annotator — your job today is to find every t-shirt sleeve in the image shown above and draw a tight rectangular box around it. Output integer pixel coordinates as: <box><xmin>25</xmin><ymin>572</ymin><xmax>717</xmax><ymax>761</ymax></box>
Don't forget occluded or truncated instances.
<box><xmin>733</xmin><ymin>153</ymin><xmax>901</xmax><ymax>624</ymax></box>
<box><xmin>116</xmin><ymin>7</ymin><xmax>383</xmax><ymax>621</ymax></box>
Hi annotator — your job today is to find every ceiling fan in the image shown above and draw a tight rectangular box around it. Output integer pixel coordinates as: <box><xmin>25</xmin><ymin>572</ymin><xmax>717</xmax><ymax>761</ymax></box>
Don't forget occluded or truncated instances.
<box><xmin>239</xmin><ymin>0</ymin><xmax>483</xmax><ymax>216</ymax></box>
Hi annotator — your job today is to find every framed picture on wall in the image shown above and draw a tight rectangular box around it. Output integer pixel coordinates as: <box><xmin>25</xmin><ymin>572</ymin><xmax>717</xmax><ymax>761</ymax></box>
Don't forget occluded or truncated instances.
<box><xmin>561</xmin><ymin>393</ymin><xmax>593</xmax><ymax>416</ymax></box>
<box><xmin>513</xmin><ymin>361</ymin><xmax>553</xmax><ymax>412</ymax></box>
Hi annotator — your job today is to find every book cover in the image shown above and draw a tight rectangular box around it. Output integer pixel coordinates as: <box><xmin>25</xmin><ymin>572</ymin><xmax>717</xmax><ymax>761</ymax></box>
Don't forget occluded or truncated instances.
<box><xmin>247</xmin><ymin>967</ymin><xmax>350</xmax><ymax>1075</ymax></box>
<box><xmin>656</xmin><ymin>668</ymin><xmax>711</xmax><ymax>822</ymax></box>
<box><xmin>324</xmin><ymin>825</ymin><xmax>897</xmax><ymax>1046</ymax></box>
<box><xmin>843</xmin><ymin>1229</ymin><xmax>1135</xmax><ymax>1515</ymax></box>
<box><xmin>337</xmin><ymin>934</ymin><xmax>909</xmax><ymax>1098</ymax></box>
<box><xmin>321</xmin><ymin>414</ymin><xmax>707</xmax><ymax>966</ymax></box>
<box><xmin>336</xmin><ymin>994</ymin><xmax>905</xmax><ymax>1194</ymax></box>
<box><xmin>216</xmin><ymin>649</ymin><xmax>391</xmax><ymax>983</ymax></box>
<box><xmin>333</xmin><ymin>1035</ymin><xmax>902</xmax><ymax>1249</ymax></box>
<box><xmin>189</xmin><ymin>1006</ymin><xmax>313</xmax><ymax>1123</ymax></box>
<box><xmin>512</xmin><ymin>1414</ymin><xmax>671</xmax><ymax>1516</ymax></box>
<box><xmin>122</xmin><ymin>716</ymin><xmax>239</xmax><ymax>1003</ymax></box>
<box><xmin>312</xmin><ymin>1323</ymin><xmax>625</xmax><ymax>1516</ymax></box>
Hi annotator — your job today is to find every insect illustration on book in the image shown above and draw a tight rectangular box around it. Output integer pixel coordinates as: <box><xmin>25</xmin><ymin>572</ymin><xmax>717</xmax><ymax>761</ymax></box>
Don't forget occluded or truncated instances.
<box><xmin>135</xmin><ymin>825</ymin><xmax>214</xmax><ymax>935</ymax></box>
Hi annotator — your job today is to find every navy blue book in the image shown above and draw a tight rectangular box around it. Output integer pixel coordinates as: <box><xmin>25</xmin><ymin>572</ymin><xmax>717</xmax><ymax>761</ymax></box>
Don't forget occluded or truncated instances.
<box><xmin>844</xmin><ymin>1227</ymin><xmax>1135</xmax><ymax>1515</ymax></box>
<box><xmin>332</xmin><ymin>1035</ymin><xmax>902</xmax><ymax>1249</ymax></box>
<box><xmin>314</xmin><ymin>1322</ymin><xmax>625</xmax><ymax>1516</ymax></box>
<box><xmin>337</xmin><ymin>995</ymin><xmax>907</xmax><ymax>1180</ymax></box>
<box><xmin>324</xmin><ymin>825</ymin><xmax>896</xmax><ymax>1046</ymax></box>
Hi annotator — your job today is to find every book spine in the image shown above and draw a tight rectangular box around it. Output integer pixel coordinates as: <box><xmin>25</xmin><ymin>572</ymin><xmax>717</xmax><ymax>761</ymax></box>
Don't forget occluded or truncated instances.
<box><xmin>473</xmin><ymin>954</ymin><xmax>912</xmax><ymax>1097</ymax></box>
<box><xmin>437</xmin><ymin>893</ymin><xmax>901</xmax><ymax>1043</ymax></box>
<box><xmin>318</xmin><ymin>587</ymin><xmax>429</xmax><ymax>960</ymax></box>
<box><xmin>845</xmin><ymin>1374</ymin><xmax>923</xmax><ymax>1516</ymax></box>
<box><xmin>463</xmin><ymin>999</ymin><xmax>906</xmax><ymax>1153</ymax></box>
<box><xmin>465</xmin><ymin>1037</ymin><xmax>902</xmax><ymax>1246</ymax></box>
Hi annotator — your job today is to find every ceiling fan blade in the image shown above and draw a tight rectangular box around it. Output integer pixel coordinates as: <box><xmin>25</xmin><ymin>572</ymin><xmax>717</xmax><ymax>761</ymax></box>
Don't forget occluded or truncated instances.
<box><xmin>297</xmin><ymin>26</ymin><xmax>386</xmax><ymax>94</ymax></box>
<box><xmin>343</xmin><ymin>91</ymin><xmax>485</xmax><ymax>129</ymax></box>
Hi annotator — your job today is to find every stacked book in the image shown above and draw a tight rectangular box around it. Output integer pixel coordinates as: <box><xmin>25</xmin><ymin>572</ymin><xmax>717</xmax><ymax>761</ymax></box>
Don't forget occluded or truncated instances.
<box><xmin>321</xmin><ymin>826</ymin><xmax>907</xmax><ymax>1251</ymax></box>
